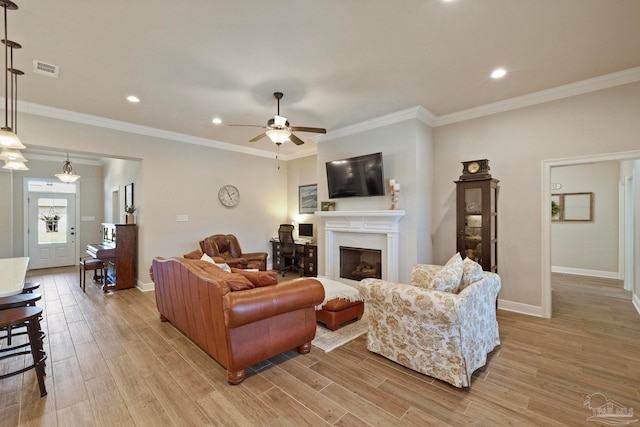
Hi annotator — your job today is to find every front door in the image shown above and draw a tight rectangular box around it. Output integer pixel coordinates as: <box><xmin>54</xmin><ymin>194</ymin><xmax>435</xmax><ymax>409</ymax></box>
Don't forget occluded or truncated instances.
<box><xmin>28</xmin><ymin>193</ymin><xmax>77</xmax><ymax>269</ymax></box>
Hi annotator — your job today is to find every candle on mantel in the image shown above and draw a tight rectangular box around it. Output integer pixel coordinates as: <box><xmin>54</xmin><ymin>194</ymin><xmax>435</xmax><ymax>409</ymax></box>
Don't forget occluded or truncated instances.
<box><xmin>389</xmin><ymin>179</ymin><xmax>396</xmax><ymax>187</ymax></box>
<box><xmin>394</xmin><ymin>183</ymin><xmax>400</xmax><ymax>191</ymax></box>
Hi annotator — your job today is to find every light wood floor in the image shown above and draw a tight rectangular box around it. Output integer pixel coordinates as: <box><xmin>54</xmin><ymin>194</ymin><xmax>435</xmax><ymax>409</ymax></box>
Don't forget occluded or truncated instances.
<box><xmin>1</xmin><ymin>268</ymin><xmax>638</xmax><ymax>426</ymax></box>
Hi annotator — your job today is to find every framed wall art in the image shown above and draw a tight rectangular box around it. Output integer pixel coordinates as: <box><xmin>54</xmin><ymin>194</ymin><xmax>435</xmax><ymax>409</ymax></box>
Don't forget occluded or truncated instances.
<box><xmin>299</xmin><ymin>184</ymin><xmax>317</xmax><ymax>214</ymax></box>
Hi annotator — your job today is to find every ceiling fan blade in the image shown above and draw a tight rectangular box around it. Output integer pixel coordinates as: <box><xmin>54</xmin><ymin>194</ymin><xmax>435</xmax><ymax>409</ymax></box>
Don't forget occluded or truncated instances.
<box><xmin>249</xmin><ymin>132</ymin><xmax>268</xmax><ymax>142</ymax></box>
<box><xmin>228</xmin><ymin>124</ymin><xmax>266</xmax><ymax>128</ymax></box>
<box><xmin>291</xmin><ymin>126</ymin><xmax>327</xmax><ymax>134</ymax></box>
<box><xmin>289</xmin><ymin>133</ymin><xmax>305</xmax><ymax>146</ymax></box>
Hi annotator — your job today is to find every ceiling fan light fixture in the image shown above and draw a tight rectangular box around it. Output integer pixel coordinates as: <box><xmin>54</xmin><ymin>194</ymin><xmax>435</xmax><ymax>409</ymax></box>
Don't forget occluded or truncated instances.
<box><xmin>2</xmin><ymin>159</ymin><xmax>28</xmax><ymax>170</ymax></box>
<box><xmin>266</xmin><ymin>128</ymin><xmax>291</xmax><ymax>144</ymax></box>
<box><xmin>55</xmin><ymin>153</ymin><xmax>80</xmax><ymax>183</ymax></box>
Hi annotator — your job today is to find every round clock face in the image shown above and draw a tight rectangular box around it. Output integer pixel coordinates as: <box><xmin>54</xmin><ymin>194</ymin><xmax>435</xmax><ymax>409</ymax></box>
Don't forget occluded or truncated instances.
<box><xmin>467</xmin><ymin>162</ymin><xmax>480</xmax><ymax>174</ymax></box>
<box><xmin>218</xmin><ymin>185</ymin><xmax>240</xmax><ymax>207</ymax></box>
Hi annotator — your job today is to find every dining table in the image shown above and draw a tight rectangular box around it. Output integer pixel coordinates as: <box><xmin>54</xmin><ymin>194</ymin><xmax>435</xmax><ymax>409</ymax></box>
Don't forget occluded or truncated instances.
<box><xmin>0</xmin><ymin>257</ymin><xmax>29</xmax><ymax>297</ymax></box>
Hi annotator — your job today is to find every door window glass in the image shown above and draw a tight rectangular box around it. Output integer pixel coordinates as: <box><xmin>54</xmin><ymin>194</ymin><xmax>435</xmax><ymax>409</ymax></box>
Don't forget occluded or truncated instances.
<box><xmin>38</xmin><ymin>198</ymin><xmax>68</xmax><ymax>244</ymax></box>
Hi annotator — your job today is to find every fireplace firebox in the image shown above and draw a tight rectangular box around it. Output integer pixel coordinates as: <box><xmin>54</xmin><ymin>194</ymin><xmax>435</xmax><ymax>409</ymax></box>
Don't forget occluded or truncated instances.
<box><xmin>340</xmin><ymin>246</ymin><xmax>382</xmax><ymax>281</ymax></box>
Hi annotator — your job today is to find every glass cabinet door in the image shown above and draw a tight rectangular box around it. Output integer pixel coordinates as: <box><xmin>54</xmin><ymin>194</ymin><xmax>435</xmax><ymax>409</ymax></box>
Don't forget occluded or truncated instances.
<box><xmin>463</xmin><ymin>188</ymin><xmax>483</xmax><ymax>263</ymax></box>
<box><xmin>456</xmin><ymin>178</ymin><xmax>499</xmax><ymax>272</ymax></box>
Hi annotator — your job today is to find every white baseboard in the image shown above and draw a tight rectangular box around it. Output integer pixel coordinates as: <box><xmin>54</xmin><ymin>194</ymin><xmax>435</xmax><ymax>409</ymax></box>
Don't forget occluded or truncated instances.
<box><xmin>497</xmin><ymin>299</ymin><xmax>543</xmax><ymax>317</ymax></box>
<box><xmin>633</xmin><ymin>293</ymin><xmax>640</xmax><ymax>316</ymax></box>
<box><xmin>551</xmin><ymin>266</ymin><xmax>620</xmax><ymax>279</ymax></box>
<box><xmin>137</xmin><ymin>281</ymin><xmax>155</xmax><ymax>292</ymax></box>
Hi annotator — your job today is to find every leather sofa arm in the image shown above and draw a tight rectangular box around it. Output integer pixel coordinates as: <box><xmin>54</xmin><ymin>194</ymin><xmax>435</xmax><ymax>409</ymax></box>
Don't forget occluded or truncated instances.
<box><xmin>223</xmin><ymin>278</ymin><xmax>324</xmax><ymax>328</ymax></box>
<box><xmin>241</xmin><ymin>251</ymin><xmax>268</xmax><ymax>260</ymax></box>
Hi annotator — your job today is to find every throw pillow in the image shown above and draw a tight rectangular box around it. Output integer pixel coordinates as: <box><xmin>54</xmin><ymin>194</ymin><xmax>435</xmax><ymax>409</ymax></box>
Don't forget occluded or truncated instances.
<box><xmin>429</xmin><ymin>252</ymin><xmax>463</xmax><ymax>293</ymax></box>
<box><xmin>199</xmin><ymin>263</ymin><xmax>255</xmax><ymax>291</ymax></box>
<box><xmin>231</xmin><ymin>268</ymin><xmax>278</xmax><ymax>287</ymax></box>
<box><xmin>460</xmin><ymin>257</ymin><xmax>484</xmax><ymax>291</ymax></box>
<box><xmin>184</xmin><ymin>249</ymin><xmax>204</xmax><ymax>259</ymax></box>
<box><xmin>200</xmin><ymin>253</ymin><xmax>232</xmax><ymax>272</ymax></box>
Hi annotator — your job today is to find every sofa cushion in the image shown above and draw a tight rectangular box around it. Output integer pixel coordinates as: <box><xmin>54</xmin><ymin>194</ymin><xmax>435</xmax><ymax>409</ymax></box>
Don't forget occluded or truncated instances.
<box><xmin>189</xmin><ymin>259</ymin><xmax>255</xmax><ymax>291</ymax></box>
<box><xmin>231</xmin><ymin>268</ymin><xmax>278</xmax><ymax>287</ymax></box>
<box><xmin>460</xmin><ymin>257</ymin><xmax>484</xmax><ymax>291</ymax></box>
<box><xmin>200</xmin><ymin>253</ymin><xmax>232</xmax><ymax>272</ymax></box>
<box><xmin>429</xmin><ymin>253</ymin><xmax>463</xmax><ymax>293</ymax></box>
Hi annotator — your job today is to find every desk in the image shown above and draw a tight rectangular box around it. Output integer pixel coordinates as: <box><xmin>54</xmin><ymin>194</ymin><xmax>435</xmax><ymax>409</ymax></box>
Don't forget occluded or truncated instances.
<box><xmin>271</xmin><ymin>240</ymin><xmax>317</xmax><ymax>277</ymax></box>
<box><xmin>0</xmin><ymin>257</ymin><xmax>29</xmax><ymax>297</ymax></box>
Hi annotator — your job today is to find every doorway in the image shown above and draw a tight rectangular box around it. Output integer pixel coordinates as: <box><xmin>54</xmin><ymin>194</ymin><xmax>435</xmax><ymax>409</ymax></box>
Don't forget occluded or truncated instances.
<box><xmin>542</xmin><ymin>151</ymin><xmax>640</xmax><ymax>318</ymax></box>
<box><xmin>25</xmin><ymin>179</ymin><xmax>79</xmax><ymax>269</ymax></box>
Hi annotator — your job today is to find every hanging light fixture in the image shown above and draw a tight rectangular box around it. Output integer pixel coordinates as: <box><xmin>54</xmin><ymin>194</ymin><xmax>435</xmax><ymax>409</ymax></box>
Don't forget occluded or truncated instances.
<box><xmin>0</xmin><ymin>0</ymin><xmax>24</xmax><ymax>150</ymax></box>
<box><xmin>0</xmin><ymin>147</ymin><xmax>25</xmax><ymax>161</ymax></box>
<box><xmin>55</xmin><ymin>153</ymin><xmax>80</xmax><ymax>183</ymax></box>
<box><xmin>2</xmin><ymin>159</ymin><xmax>27</xmax><ymax>170</ymax></box>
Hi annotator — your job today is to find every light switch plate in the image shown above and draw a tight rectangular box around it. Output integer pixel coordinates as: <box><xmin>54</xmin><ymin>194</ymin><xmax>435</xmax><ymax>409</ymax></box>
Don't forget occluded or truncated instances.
<box><xmin>176</xmin><ymin>215</ymin><xmax>189</xmax><ymax>222</ymax></box>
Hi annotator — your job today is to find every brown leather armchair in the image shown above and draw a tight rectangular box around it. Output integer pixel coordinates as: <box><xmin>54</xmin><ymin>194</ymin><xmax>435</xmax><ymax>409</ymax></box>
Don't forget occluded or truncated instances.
<box><xmin>200</xmin><ymin>234</ymin><xmax>268</xmax><ymax>270</ymax></box>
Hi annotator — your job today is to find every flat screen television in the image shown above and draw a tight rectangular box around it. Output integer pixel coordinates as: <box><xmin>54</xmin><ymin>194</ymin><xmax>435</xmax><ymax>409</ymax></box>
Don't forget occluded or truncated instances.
<box><xmin>326</xmin><ymin>152</ymin><xmax>385</xmax><ymax>199</ymax></box>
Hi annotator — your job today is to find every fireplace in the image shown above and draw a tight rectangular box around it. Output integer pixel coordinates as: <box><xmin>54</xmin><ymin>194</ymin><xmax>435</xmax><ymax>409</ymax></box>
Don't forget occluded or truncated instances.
<box><xmin>316</xmin><ymin>210</ymin><xmax>405</xmax><ymax>283</ymax></box>
<box><xmin>340</xmin><ymin>246</ymin><xmax>382</xmax><ymax>280</ymax></box>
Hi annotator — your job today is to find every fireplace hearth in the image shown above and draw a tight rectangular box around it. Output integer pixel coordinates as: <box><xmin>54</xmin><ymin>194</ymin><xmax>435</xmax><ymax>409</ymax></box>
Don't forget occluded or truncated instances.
<box><xmin>340</xmin><ymin>246</ymin><xmax>382</xmax><ymax>281</ymax></box>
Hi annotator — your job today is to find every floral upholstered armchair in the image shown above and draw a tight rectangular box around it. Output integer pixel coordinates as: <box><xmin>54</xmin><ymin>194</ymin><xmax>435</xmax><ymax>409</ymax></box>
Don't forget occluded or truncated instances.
<box><xmin>358</xmin><ymin>253</ymin><xmax>501</xmax><ymax>388</ymax></box>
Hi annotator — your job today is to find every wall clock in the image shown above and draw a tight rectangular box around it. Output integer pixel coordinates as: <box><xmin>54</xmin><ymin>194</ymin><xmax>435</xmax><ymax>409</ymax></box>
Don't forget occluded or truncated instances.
<box><xmin>218</xmin><ymin>184</ymin><xmax>240</xmax><ymax>207</ymax></box>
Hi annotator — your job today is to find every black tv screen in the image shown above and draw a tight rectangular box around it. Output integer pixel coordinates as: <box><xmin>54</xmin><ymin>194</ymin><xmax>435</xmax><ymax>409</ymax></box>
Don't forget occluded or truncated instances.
<box><xmin>326</xmin><ymin>152</ymin><xmax>385</xmax><ymax>198</ymax></box>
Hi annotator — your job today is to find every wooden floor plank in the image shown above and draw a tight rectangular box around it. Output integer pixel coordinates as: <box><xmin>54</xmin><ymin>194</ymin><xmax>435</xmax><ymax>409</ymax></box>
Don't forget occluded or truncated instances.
<box><xmin>2</xmin><ymin>267</ymin><xmax>637</xmax><ymax>426</ymax></box>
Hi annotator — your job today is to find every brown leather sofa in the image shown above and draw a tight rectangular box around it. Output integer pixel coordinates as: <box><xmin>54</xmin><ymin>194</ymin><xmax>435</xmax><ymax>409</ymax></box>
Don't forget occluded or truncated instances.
<box><xmin>200</xmin><ymin>234</ymin><xmax>268</xmax><ymax>270</ymax></box>
<box><xmin>151</xmin><ymin>257</ymin><xmax>324</xmax><ymax>384</ymax></box>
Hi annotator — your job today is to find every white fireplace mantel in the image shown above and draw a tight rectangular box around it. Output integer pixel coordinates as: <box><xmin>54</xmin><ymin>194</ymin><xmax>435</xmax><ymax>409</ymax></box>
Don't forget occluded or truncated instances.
<box><xmin>316</xmin><ymin>210</ymin><xmax>405</xmax><ymax>283</ymax></box>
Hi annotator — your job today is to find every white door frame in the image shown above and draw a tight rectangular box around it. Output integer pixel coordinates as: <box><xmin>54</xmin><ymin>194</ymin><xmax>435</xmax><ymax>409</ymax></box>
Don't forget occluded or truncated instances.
<box><xmin>23</xmin><ymin>179</ymin><xmax>81</xmax><ymax>266</ymax></box>
<box><xmin>541</xmin><ymin>150</ymin><xmax>640</xmax><ymax>318</ymax></box>
<box><xmin>623</xmin><ymin>171</ymin><xmax>635</xmax><ymax>291</ymax></box>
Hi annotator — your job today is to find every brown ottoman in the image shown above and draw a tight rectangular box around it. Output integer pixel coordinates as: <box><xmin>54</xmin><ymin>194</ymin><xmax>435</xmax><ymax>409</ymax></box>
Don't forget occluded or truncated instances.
<box><xmin>316</xmin><ymin>298</ymin><xmax>365</xmax><ymax>331</ymax></box>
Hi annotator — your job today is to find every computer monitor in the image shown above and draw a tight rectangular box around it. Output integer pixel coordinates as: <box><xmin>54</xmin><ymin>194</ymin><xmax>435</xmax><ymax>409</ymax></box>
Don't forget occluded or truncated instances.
<box><xmin>299</xmin><ymin>223</ymin><xmax>313</xmax><ymax>238</ymax></box>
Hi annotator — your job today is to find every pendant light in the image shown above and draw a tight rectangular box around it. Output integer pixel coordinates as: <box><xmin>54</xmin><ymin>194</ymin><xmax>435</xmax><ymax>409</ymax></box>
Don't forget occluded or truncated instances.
<box><xmin>0</xmin><ymin>0</ymin><xmax>24</xmax><ymax>150</ymax></box>
<box><xmin>55</xmin><ymin>153</ymin><xmax>80</xmax><ymax>183</ymax></box>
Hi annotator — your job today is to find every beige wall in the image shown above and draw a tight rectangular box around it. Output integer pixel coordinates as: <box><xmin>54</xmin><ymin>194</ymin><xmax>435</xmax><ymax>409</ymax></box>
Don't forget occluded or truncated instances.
<box><xmin>0</xmin><ymin>170</ymin><xmax>13</xmax><ymax>258</ymax></box>
<box><xmin>287</xmin><ymin>155</ymin><xmax>319</xmax><ymax>239</ymax></box>
<box><xmin>551</xmin><ymin>161</ymin><xmax>620</xmax><ymax>276</ymax></box>
<box><xmin>433</xmin><ymin>81</ymin><xmax>640</xmax><ymax>309</ymax></box>
<box><xmin>103</xmin><ymin>158</ymin><xmax>142</xmax><ymax>224</ymax></box>
<box><xmin>15</xmin><ymin>113</ymin><xmax>288</xmax><ymax>284</ymax></box>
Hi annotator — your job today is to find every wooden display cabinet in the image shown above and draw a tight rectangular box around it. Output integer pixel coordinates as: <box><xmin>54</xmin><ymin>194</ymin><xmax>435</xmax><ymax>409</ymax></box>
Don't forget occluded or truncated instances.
<box><xmin>455</xmin><ymin>173</ymin><xmax>499</xmax><ymax>272</ymax></box>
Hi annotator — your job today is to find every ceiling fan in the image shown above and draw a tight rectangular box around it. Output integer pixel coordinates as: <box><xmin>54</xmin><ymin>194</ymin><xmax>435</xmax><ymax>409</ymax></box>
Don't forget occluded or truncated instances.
<box><xmin>229</xmin><ymin>92</ymin><xmax>326</xmax><ymax>145</ymax></box>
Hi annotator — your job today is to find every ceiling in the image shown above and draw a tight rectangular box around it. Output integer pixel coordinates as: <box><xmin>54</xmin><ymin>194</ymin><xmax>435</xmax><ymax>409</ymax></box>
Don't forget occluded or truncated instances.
<box><xmin>9</xmin><ymin>0</ymin><xmax>640</xmax><ymax>157</ymax></box>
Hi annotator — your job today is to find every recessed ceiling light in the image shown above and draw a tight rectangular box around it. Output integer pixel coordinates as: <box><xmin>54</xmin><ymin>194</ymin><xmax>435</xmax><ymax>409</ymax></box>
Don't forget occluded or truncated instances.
<box><xmin>212</xmin><ymin>117</ymin><xmax>222</xmax><ymax>125</ymax></box>
<box><xmin>126</xmin><ymin>95</ymin><xmax>140</xmax><ymax>103</ymax></box>
<box><xmin>491</xmin><ymin>68</ymin><xmax>507</xmax><ymax>79</ymax></box>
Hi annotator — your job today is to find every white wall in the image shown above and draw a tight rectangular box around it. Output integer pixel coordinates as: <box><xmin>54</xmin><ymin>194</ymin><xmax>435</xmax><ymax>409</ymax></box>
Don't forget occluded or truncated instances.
<box><xmin>433</xmin><ymin>81</ymin><xmax>640</xmax><ymax>309</ymax></box>
<box><xmin>551</xmin><ymin>161</ymin><xmax>619</xmax><ymax>276</ymax></box>
<box><xmin>316</xmin><ymin>118</ymin><xmax>435</xmax><ymax>283</ymax></box>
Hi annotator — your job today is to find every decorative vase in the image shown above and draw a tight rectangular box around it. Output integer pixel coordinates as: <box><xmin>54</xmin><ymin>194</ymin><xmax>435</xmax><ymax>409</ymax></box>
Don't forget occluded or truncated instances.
<box><xmin>126</xmin><ymin>214</ymin><xmax>134</xmax><ymax>224</ymax></box>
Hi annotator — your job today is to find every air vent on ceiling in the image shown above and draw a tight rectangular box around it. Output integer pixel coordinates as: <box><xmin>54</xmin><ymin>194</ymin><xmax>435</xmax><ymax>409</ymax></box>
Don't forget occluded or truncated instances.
<box><xmin>33</xmin><ymin>60</ymin><xmax>59</xmax><ymax>78</ymax></box>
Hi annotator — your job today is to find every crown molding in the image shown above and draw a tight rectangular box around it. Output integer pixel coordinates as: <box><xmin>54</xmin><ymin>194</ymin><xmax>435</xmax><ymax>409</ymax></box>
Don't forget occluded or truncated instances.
<box><xmin>316</xmin><ymin>105</ymin><xmax>436</xmax><ymax>143</ymax></box>
<box><xmin>25</xmin><ymin>152</ymin><xmax>103</xmax><ymax>166</ymax></box>
<box><xmin>15</xmin><ymin>100</ymin><xmax>279</xmax><ymax>160</ymax></box>
<box><xmin>434</xmin><ymin>66</ymin><xmax>640</xmax><ymax>126</ymax></box>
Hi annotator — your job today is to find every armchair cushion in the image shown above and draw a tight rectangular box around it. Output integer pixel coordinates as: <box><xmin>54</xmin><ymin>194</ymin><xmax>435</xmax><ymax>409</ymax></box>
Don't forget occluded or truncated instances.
<box><xmin>461</xmin><ymin>257</ymin><xmax>483</xmax><ymax>291</ymax></box>
<box><xmin>231</xmin><ymin>268</ymin><xmax>278</xmax><ymax>287</ymax></box>
<box><xmin>411</xmin><ymin>253</ymin><xmax>463</xmax><ymax>293</ymax></box>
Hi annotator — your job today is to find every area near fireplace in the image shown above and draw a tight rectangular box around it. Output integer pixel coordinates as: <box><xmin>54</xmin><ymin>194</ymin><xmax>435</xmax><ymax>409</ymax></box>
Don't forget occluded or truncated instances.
<box><xmin>316</xmin><ymin>210</ymin><xmax>405</xmax><ymax>284</ymax></box>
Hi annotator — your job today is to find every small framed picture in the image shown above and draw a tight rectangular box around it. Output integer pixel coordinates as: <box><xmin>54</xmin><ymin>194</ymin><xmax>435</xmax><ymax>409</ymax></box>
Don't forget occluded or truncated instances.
<box><xmin>321</xmin><ymin>201</ymin><xmax>336</xmax><ymax>211</ymax></box>
<box><xmin>299</xmin><ymin>184</ymin><xmax>318</xmax><ymax>214</ymax></box>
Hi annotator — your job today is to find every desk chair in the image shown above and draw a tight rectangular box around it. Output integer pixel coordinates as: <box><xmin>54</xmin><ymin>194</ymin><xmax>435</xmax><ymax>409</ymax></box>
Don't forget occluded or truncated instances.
<box><xmin>278</xmin><ymin>224</ymin><xmax>303</xmax><ymax>277</ymax></box>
